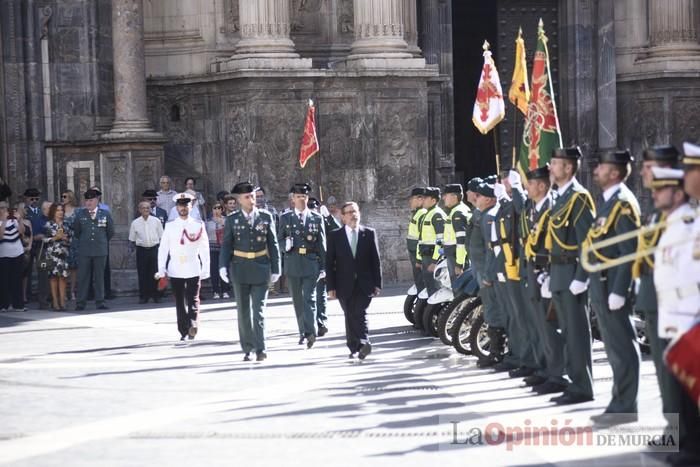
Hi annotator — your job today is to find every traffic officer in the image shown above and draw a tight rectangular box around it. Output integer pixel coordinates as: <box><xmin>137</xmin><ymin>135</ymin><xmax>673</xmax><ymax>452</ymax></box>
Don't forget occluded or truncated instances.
<box><xmin>156</xmin><ymin>193</ymin><xmax>210</xmax><ymax>341</ymax></box>
<box><xmin>73</xmin><ymin>188</ymin><xmax>114</xmax><ymax>311</ymax></box>
<box><xmin>514</xmin><ymin>166</ymin><xmax>568</xmax><ymax>395</ymax></box>
<box><xmin>308</xmin><ymin>197</ymin><xmax>338</xmax><ymax>336</ymax></box>
<box><xmin>633</xmin><ymin>144</ymin><xmax>682</xmax><ymax>432</ymax></box>
<box><xmin>442</xmin><ymin>184</ymin><xmax>471</xmax><ymax>283</ymax></box>
<box><xmin>585</xmin><ymin>149</ymin><xmax>641</xmax><ymax>426</ymax></box>
<box><xmin>278</xmin><ymin>183</ymin><xmax>326</xmax><ymax>348</ymax></box>
<box><xmin>407</xmin><ymin>187</ymin><xmax>427</xmax><ymax>292</ymax></box>
<box><xmin>219</xmin><ymin>181</ymin><xmax>281</xmax><ymax>361</ymax></box>
<box><xmin>652</xmin><ymin>156</ymin><xmax>700</xmax><ymax>466</ymax></box>
<box><xmin>416</xmin><ymin>187</ymin><xmax>446</xmax><ymax>297</ymax></box>
<box><xmin>547</xmin><ymin>146</ymin><xmax>596</xmax><ymax>405</ymax></box>
<box><xmin>472</xmin><ymin>181</ymin><xmax>508</xmax><ymax>367</ymax></box>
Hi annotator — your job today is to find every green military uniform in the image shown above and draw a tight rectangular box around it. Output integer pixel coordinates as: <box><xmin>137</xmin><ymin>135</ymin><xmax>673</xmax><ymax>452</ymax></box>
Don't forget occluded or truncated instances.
<box><xmin>416</xmin><ymin>187</ymin><xmax>446</xmax><ymax>295</ymax></box>
<box><xmin>407</xmin><ymin>187</ymin><xmax>427</xmax><ymax>291</ymax></box>
<box><xmin>315</xmin><ymin>212</ymin><xmax>341</xmax><ymax>333</ymax></box>
<box><xmin>219</xmin><ymin>183</ymin><xmax>281</xmax><ymax>357</ymax></box>
<box><xmin>494</xmin><ymin>192</ymin><xmax>540</xmax><ymax>372</ymax></box>
<box><xmin>73</xmin><ymin>190</ymin><xmax>114</xmax><ymax>310</ymax></box>
<box><xmin>585</xmin><ymin>151</ymin><xmax>641</xmax><ymax>417</ymax></box>
<box><xmin>548</xmin><ymin>147</ymin><xmax>596</xmax><ymax>402</ymax></box>
<box><xmin>635</xmin><ymin>145</ymin><xmax>684</xmax><ymax>428</ymax></box>
<box><xmin>279</xmin><ymin>185</ymin><xmax>326</xmax><ymax>344</ymax></box>
<box><xmin>513</xmin><ymin>168</ymin><xmax>567</xmax><ymax>390</ymax></box>
<box><xmin>443</xmin><ymin>184</ymin><xmax>472</xmax><ymax>284</ymax></box>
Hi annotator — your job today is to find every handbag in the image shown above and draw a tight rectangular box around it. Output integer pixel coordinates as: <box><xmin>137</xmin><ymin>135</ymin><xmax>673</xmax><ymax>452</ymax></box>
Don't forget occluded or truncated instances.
<box><xmin>37</xmin><ymin>242</ymin><xmax>55</xmax><ymax>272</ymax></box>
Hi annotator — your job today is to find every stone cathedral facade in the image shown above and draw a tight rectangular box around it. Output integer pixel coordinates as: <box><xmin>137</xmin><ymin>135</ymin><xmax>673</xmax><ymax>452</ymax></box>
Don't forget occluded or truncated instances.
<box><xmin>1</xmin><ymin>0</ymin><xmax>699</xmax><ymax>290</ymax></box>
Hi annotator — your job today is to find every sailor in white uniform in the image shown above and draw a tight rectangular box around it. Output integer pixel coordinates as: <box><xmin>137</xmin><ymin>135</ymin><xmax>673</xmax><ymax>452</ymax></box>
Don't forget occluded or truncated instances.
<box><xmin>157</xmin><ymin>192</ymin><xmax>210</xmax><ymax>341</ymax></box>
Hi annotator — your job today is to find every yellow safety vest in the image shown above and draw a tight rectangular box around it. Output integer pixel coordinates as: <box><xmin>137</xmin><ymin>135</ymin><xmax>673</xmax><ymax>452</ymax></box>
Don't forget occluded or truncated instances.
<box><xmin>416</xmin><ymin>206</ymin><xmax>446</xmax><ymax>261</ymax></box>
<box><xmin>444</xmin><ymin>203</ymin><xmax>471</xmax><ymax>266</ymax></box>
<box><xmin>407</xmin><ymin>208</ymin><xmax>426</xmax><ymax>241</ymax></box>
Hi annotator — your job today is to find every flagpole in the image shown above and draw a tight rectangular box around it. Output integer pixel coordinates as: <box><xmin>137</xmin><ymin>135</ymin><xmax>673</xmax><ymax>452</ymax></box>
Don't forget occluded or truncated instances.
<box><xmin>511</xmin><ymin>104</ymin><xmax>518</xmax><ymax>169</ymax></box>
<box><xmin>493</xmin><ymin>129</ymin><xmax>501</xmax><ymax>175</ymax></box>
<box><xmin>314</xmin><ymin>99</ymin><xmax>323</xmax><ymax>202</ymax></box>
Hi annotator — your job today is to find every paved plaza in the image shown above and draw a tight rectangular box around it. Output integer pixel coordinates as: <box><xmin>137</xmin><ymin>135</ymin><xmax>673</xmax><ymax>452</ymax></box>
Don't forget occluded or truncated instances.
<box><xmin>0</xmin><ymin>288</ymin><xmax>673</xmax><ymax>467</ymax></box>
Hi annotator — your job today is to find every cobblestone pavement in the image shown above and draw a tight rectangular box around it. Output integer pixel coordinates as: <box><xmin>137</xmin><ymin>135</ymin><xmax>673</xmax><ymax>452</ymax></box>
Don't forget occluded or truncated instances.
<box><xmin>0</xmin><ymin>288</ymin><xmax>671</xmax><ymax>467</ymax></box>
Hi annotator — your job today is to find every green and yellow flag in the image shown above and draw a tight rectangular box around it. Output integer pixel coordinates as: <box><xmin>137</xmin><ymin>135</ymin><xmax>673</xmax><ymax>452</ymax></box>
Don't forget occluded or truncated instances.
<box><xmin>518</xmin><ymin>19</ymin><xmax>562</xmax><ymax>173</ymax></box>
<box><xmin>508</xmin><ymin>28</ymin><xmax>529</xmax><ymax>116</ymax></box>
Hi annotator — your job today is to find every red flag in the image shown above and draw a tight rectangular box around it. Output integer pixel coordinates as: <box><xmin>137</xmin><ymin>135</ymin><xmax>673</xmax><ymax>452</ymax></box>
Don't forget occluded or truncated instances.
<box><xmin>299</xmin><ymin>100</ymin><xmax>319</xmax><ymax>168</ymax></box>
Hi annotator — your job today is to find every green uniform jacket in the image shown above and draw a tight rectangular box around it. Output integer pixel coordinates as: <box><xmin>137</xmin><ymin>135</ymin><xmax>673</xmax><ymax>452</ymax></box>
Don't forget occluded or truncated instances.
<box><xmin>481</xmin><ymin>206</ymin><xmax>499</xmax><ymax>282</ymax></box>
<box><xmin>219</xmin><ymin>208</ymin><xmax>281</xmax><ymax>285</ymax></box>
<box><xmin>278</xmin><ymin>210</ymin><xmax>326</xmax><ymax>277</ymax></box>
<box><xmin>586</xmin><ymin>184</ymin><xmax>640</xmax><ymax>301</ymax></box>
<box><xmin>634</xmin><ymin>211</ymin><xmax>662</xmax><ymax>312</ymax></box>
<box><xmin>548</xmin><ymin>179</ymin><xmax>595</xmax><ymax>292</ymax></box>
<box><xmin>468</xmin><ymin>208</ymin><xmax>486</xmax><ymax>276</ymax></box>
<box><xmin>72</xmin><ymin>207</ymin><xmax>114</xmax><ymax>257</ymax></box>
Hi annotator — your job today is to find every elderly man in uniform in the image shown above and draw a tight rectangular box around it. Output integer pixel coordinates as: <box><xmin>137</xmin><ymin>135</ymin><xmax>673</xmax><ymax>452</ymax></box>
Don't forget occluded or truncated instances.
<box><xmin>585</xmin><ymin>149</ymin><xmax>641</xmax><ymax>426</ymax></box>
<box><xmin>279</xmin><ymin>183</ymin><xmax>326</xmax><ymax>347</ymax></box>
<box><xmin>157</xmin><ymin>193</ymin><xmax>210</xmax><ymax>341</ymax></box>
<box><xmin>73</xmin><ymin>188</ymin><xmax>114</xmax><ymax>311</ymax></box>
<box><xmin>652</xmin><ymin>150</ymin><xmax>700</xmax><ymax>466</ymax></box>
<box><xmin>546</xmin><ymin>146</ymin><xmax>596</xmax><ymax>405</ymax></box>
<box><xmin>219</xmin><ymin>182</ymin><xmax>281</xmax><ymax>362</ymax></box>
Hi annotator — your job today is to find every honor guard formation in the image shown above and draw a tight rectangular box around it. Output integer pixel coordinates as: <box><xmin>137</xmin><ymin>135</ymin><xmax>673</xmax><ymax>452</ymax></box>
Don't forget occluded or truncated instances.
<box><xmin>404</xmin><ymin>142</ymin><xmax>699</xmax><ymax>466</ymax></box>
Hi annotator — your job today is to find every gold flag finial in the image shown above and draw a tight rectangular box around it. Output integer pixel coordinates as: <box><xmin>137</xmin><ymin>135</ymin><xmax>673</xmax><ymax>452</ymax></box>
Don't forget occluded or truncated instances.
<box><xmin>482</xmin><ymin>40</ymin><xmax>490</xmax><ymax>51</ymax></box>
<box><xmin>518</xmin><ymin>27</ymin><xmax>523</xmax><ymax>37</ymax></box>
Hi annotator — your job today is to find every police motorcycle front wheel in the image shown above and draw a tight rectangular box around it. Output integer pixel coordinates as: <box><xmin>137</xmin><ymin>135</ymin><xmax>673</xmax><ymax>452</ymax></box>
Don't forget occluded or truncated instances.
<box><xmin>468</xmin><ymin>307</ymin><xmax>489</xmax><ymax>360</ymax></box>
<box><xmin>422</xmin><ymin>303</ymin><xmax>448</xmax><ymax>337</ymax></box>
<box><xmin>438</xmin><ymin>293</ymin><xmax>469</xmax><ymax>346</ymax></box>
<box><xmin>449</xmin><ymin>296</ymin><xmax>482</xmax><ymax>355</ymax></box>
<box><xmin>403</xmin><ymin>285</ymin><xmax>418</xmax><ymax>324</ymax></box>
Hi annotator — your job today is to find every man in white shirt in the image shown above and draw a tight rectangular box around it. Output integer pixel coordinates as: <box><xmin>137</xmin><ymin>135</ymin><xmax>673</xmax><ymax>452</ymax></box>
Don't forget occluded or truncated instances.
<box><xmin>129</xmin><ymin>201</ymin><xmax>164</xmax><ymax>304</ymax></box>
<box><xmin>157</xmin><ymin>193</ymin><xmax>210</xmax><ymax>341</ymax></box>
<box><xmin>156</xmin><ymin>176</ymin><xmax>177</xmax><ymax>214</ymax></box>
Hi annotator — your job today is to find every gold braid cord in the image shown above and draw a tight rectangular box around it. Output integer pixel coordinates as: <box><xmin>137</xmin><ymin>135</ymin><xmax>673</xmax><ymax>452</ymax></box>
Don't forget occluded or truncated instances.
<box><xmin>547</xmin><ymin>192</ymin><xmax>595</xmax><ymax>251</ymax></box>
<box><xmin>631</xmin><ymin>212</ymin><xmax>667</xmax><ymax>279</ymax></box>
<box><xmin>524</xmin><ymin>209</ymin><xmax>551</xmax><ymax>261</ymax></box>
<box><xmin>584</xmin><ymin>200</ymin><xmax>641</xmax><ymax>264</ymax></box>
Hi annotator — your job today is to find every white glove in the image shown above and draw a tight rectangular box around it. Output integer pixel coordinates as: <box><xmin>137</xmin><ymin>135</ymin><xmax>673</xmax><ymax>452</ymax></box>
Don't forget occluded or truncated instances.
<box><xmin>497</xmin><ymin>272</ymin><xmax>506</xmax><ymax>283</ymax></box>
<box><xmin>270</xmin><ymin>273</ymin><xmax>281</xmax><ymax>284</ymax></box>
<box><xmin>634</xmin><ymin>278</ymin><xmax>641</xmax><ymax>296</ymax></box>
<box><xmin>317</xmin><ymin>270</ymin><xmax>326</xmax><ymax>281</ymax></box>
<box><xmin>493</xmin><ymin>245</ymin><xmax>502</xmax><ymax>258</ymax></box>
<box><xmin>319</xmin><ymin>205</ymin><xmax>330</xmax><ymax>217</ymax></box>
<box><xmin>569</xmin><ymin>279</ymin><xmax>588</xmax><ymax>296</ymax></box>
<box><xmin>540</xmin><ymin>275</ymin><xmax>552</xmax><ymax>299</ymax></box>
<box><xmin>608</xmin><ymin>293</ymin><xmax>626</xmax><ymax>311</ymax></box>
<box><xmin>494</xmin><ymin>183</ymin><xmax>509</xmax><ymax>201</ymax></box>
<box><xmin>219</xmin><ymin>267</ymin><xmax>229</xmax><ymax>283</ymax></box>
<box><xmin>154</xmin><ymin>271</ymin><xmax>165</xmax><ymax>280</ymax></box>
<box><xmin>285</xmin><ymin>237</ymin><xmax>293</xmax><ymax>252</ymax></box>
<box><xmin>508</xmin><ymin>170</ymin><xmax>522</xmax><ymax>187</ymax></box>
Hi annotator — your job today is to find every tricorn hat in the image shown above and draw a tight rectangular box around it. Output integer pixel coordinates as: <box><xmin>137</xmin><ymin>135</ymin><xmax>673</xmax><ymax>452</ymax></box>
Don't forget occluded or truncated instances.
<box><xmin>291</xmin><ymin>183</ymin><xmax>312</xmax><ymax>195</ymax></box>
<box><xmin>231</xmin><ymin>181</ymin><xmax>256</xmax><ymax>195</ymax></box>
<box><xmin>642</xmin><ymin>145</ymin><xmax>680</xmax><ymax>164</ymax></box>
<box><xmin>443</xmin><ymin>183</ymin><xmax>463</xmax><ymax>196</ymax></box>
<box><xmin>526</xmin><ymin>166</ymin><xmax>550</xmax><ymax>180</ymax></box>
<box><xmin>598</xmin><ymin>148</ymin><xmax>633</xmax><ymax>165</ymax></box>
<box><xmin>410</xmin><ymin>187</ymin><xmax>426</xmax><ymax>197</ymax></box>
<box><xmin>552</xmin><ymin>146</ymin><xmax>583</xmax><ymax>160</ymax></box>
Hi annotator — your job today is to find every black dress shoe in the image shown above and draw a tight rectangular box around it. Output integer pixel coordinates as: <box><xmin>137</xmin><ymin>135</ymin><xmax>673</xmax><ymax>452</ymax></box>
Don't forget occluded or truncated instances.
<box><xmin>318</xmin><ymin>325</ymin><xmax>328</xmax><ymax>337</ymax></box>
<box><xmin>590</xmin><ymin>412</ymin><xmax>638</xmax><ymax>427</ymax></box>
<box><xmin>256</xmin><ymin>352</ymin><xmax>267</xmax><ymax>362</ymax></box>
<box><xmin>523</xmin><ymin>375</ymin><xmax>547</xmax><ymax>386</ymax></box>
<box><xmin>493</xmin><ymin>361</ymin><xmax>517</xmax><ymax>372</ymax></box>
<box><xmin>509</xmin><ymin>367</ymin><xmax>535</xmax><ymax>378</ymax></box>
<box><xmin>75</xmin><ymin>304</ymin><xmax>85</xmax><ymax>311</ymax></box>
<box><xmin>138</xmin><ymin>298</ymin><xmax>148</xmax><ymax>304</ymax></box>
<box><xmin>358</xmin><ymin>342</ymin><xmax>372</xmax><ymax>360</ymax></box>
<box><xmin>306</xmin><ymin>334</ymin><xmax>316</xmax><ymax>349</ymax></box>
<box><xmin>532</xmin><ymin>382</ymin><xmax>568</xmax><ymax>395</ymax></box>
<box><xmin>476</xmin><ymin>358</ymin><xmax>497</xmax><ymax>368</ymax></box>
<box><xmin>243</xmin><ymin>353</ymin><xmax>251</xmax><ymax>361</ymax></box>
<box><xmin>97</xmin><ymin>304</ymin><xmax>109</xmax><ymax>310</ymax></box>
<box><xmin>298</xmin><ymin>336</ymin><xmax>305</xmax><ymax>345</ymax></box>
<box><xmin>550</xmin><ymin>392</ymin><xmax>594</xmax><ymax>405</ymax></box>
<box><xmin>348</xmin><ymin>353</ymin><xmax>357</xmax><ymax>359</ymax></box>
<box><xmin>153</xmin><ymin>297</ymin><xmax>161</xmax><ymax>303</ymax></box>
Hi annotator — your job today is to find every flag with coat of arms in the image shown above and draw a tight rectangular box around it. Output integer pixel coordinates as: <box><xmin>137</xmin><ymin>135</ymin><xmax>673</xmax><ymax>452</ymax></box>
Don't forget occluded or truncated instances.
<box><xmin>472</xmin><ymin>40</ymin><xmax>505</xmax><ymax>135</ymax></box>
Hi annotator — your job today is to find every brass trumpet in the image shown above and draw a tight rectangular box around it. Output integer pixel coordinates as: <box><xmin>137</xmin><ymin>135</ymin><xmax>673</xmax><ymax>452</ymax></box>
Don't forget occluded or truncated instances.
<box><xmin>580</xmin><ymin>214</ymin><xmax>696</xmax><ymax>273</ymax></box>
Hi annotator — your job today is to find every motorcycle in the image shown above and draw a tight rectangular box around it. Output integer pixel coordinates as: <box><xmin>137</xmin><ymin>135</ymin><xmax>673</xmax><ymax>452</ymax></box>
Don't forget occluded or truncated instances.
<box><xmin>403</xmin><ymin>285</ymin><xmax>429</xmax><ymax>329</ymax></box>
<box><xmin>436</xmin><ymin>268</ymin><xmax>480</xmax><ymax>346</ymax></box>
<box><xmin>422</xmin><ymin>259</ymin><xmax>453</xmax><ymax>336</ymax></box>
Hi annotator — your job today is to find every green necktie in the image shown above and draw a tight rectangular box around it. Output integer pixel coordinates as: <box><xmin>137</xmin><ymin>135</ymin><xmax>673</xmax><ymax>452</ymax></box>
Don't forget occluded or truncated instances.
<box><xmin>350</xmin><ymin>228</ymin><xmax>357</xmax><ymax>257</ymax></box>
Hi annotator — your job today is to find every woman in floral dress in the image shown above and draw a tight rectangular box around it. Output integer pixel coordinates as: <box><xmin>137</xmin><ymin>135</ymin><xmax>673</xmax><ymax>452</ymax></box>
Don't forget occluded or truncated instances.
<box><xmin>61</xmin><ymin>190</ymin><xmax>79</xmax><ymax>300</ymax></box>
<box><xmin>44</xmin><ymin>203</ymin><xmax>72</xmax><ymax>310</ymax></box>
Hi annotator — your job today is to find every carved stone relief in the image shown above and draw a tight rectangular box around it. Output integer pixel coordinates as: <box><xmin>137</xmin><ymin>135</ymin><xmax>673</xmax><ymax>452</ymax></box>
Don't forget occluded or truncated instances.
<box><xmin>291</xmin><ymin>0</ymin><xmax>322</xmax><ymax>33</ymax></box>
<box><xmin>671</xmin><ymin>98</ymin><xmax>700</xmax><ymax>144</ymax></box>
<box><xmin>338</xmin><ymin>0</ymin><xmax>354</xmax><ymax>35</ymax></box>
<box><xmin>221</xmin><ymin>0</ymin><xmax>241</xmax><ymax>36</ymax></box>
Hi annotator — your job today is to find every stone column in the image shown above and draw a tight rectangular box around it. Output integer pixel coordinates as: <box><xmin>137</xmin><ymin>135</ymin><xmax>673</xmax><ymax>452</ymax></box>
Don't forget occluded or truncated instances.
<box><xmin>106</xmin><ymin>0</ymin><xmax>158</xmax><ymax>137</ymax></box>
<box><xmin>648</xmin><ymin>0</ymin><xmax>700</xmax><ymax>57</ymax></box>
<box><xmin>403</xmin><ymin>0</ymin><xmax>421</xmax><ymax>56</ymax></box>
<box><xmin>341</xmin><ymin>0</ymin><xmax>425</xmax><ymax>68</ymax></box>
<box><xmin>219</xmin><ymin>0</ymin><xmax>311</xmax><ymax>70</ymax></box>
<box><xmin>597</xmin><ymin>0</ymin><xmax>617</xmax><ymax>149</ymax></box>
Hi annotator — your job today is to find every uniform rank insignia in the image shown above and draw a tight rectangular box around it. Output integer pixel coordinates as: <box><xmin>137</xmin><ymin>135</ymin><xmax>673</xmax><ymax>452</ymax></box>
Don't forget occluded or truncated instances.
<box><xmin>98</xmin><ymin>217</ymin><xmax>107</xmax><ymax>228</ymax></box>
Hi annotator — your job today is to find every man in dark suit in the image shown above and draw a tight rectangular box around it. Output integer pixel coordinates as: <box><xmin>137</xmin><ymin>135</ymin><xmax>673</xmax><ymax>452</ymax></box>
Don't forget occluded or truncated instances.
<box><xmin>326</xmin><ymin>201</ymin><xmax>382</xmax><ymax>360</ymax></box>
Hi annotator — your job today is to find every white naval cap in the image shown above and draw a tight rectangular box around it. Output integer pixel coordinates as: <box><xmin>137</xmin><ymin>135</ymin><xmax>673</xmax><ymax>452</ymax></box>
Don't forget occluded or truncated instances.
<box><xmin>682</xmin><ymin>141</ymin><xmax>700</xmax><ymax>167</ymax></box>
<box><xmin>173</xmin><ymin>192</ymin><xmax>196</xmax><ymax>205</ymax></box>
<box><xmin>650</xmin><ymin>166</ymin><xmax>684</xmax><ymax>189</ymax></box>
